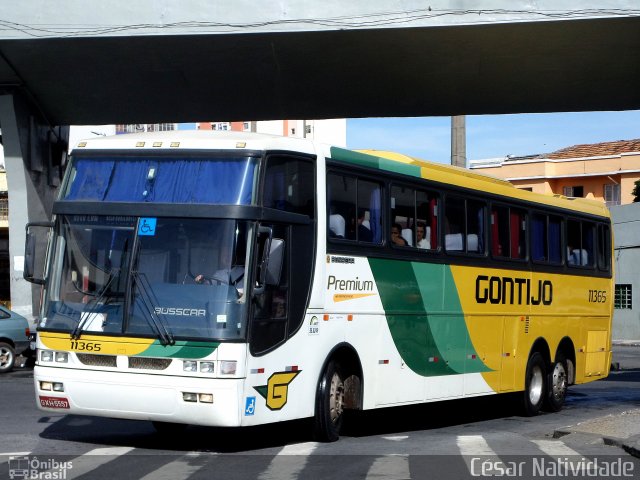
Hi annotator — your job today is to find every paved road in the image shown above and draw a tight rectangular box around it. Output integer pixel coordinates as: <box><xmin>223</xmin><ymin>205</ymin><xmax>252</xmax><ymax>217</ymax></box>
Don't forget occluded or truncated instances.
<box><xmin>1</xmin><ymin>348</ymin><xmax>639</xmax><ymax>479</ymax></box>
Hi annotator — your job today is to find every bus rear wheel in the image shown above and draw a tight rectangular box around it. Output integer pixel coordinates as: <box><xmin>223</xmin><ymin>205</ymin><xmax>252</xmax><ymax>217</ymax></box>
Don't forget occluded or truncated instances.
<box><xmin>314</xmin><ymin>361</ymin><xmax>345</xmax><ymax>442</ymax></box>
<box><xmin>544</xmin><ymin>353</ymin><xmax>568</xmax><ymax>412</ymax></box>
<box><xmin>521</xmin><ymin>352</ymin><xmax>546</xmax><ymax>416</ymax></box>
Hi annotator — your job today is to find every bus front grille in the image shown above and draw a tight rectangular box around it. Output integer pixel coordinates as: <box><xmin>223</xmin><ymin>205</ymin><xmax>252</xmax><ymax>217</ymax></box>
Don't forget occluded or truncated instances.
<box><xmin>76</xmin><ymin>353</ymin><xmax>118</xmax><ymax>368</ymax></box>
<box><xmin>128</xmin><ymin>357</ymin><xmax>172</xmax><ymax>370</ymax></box>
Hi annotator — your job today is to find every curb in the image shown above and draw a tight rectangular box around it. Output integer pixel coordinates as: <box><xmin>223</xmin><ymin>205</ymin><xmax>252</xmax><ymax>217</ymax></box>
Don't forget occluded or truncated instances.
<box><xmin>554</xmin><ymin>430</ymin><xmax>640</xmax><ymax>459</ymax></box>
<box><xmin>603</xmin><ymin>436</ymin><xmax>640</xmax><ymax>459</ymax></box>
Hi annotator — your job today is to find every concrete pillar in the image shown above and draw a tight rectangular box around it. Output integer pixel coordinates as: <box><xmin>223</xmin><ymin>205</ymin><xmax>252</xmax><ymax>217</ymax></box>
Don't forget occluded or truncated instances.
<box><xmin>451</xmin><ymin>115</ymin><xmax>467</xmax><ymax>168</ymax></box>
<box><xmin>0</xmin><ymin>93</ymin><xmax>67</xmax><ymax>321</ymax></box>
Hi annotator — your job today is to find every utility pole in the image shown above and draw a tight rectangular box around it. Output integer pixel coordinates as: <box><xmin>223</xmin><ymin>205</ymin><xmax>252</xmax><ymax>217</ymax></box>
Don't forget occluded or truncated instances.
<box><xmin>451</xmin><ymin>115</ymin><xmax>466</xmax><ymax>168</ymax></box>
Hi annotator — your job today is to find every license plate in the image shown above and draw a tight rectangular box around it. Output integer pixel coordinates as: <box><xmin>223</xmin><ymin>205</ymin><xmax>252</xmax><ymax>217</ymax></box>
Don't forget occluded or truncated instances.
<box><xmin>39</xmin><ymin>396</ymin><xmax>70</xmax><ymax>409</ymax></box>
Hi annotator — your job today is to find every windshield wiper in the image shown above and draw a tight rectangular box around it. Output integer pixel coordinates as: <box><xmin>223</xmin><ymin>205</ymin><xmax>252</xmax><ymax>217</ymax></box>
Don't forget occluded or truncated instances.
<box><xmin>70</xmin><ymin>269</ymin><xmax>118</xmax><ymax>340</ymax></box>
<box><xmin>71</xmin><ymin>237</ymin><xmax>129</xmax><ymax>340</ymax></box>
<box><xmin>131</xmin><ymin>270</ymin><xmax>175</xmax><ymax>346</ymax></box>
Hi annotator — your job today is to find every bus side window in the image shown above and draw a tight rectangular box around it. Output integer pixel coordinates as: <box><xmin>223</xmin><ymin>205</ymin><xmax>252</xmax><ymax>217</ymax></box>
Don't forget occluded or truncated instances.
<box><xmin>548</xmin><ymin>216</ymin><xmax>562</xmax><ymax>263</ymax></box>
<box><xmin>597</xmin><ymin>223</ymin><xmax>611</xmax><ymax>271</ymax></box>
<box><xmin>264</xmin><ymin>155</ymin><xmax>315</xmax><ymax>218</ymax></box>
<box><xmin>327</xmin><ymin>173</ymin><xmax>381</xmax><ymax>244</ymax></box>
<box><xmin>444</xmin><ymin>196</ymin><xmax>465</xmax><ymax>251</ymax></box>
<box><xmin>467</xmin><ymin>199</ymin><xmax>485</xmax><ymax>254</ymax></box>
<box><xmin>568</xmin><ymin>219</ymin><xmax>595</xmax><ymax>267</ymax></box>
<box><xmin>532</xmin><ymin>214</ymin><xmax>547</xmax><ymax>261</ymax></box>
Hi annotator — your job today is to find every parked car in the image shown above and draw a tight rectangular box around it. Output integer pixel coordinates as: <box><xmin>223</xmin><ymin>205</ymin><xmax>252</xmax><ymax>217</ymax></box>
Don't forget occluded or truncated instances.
<box><xmin>0</xmin><ymin>306</ymin><xmax>30</xmax><ymax>373</ymax></box>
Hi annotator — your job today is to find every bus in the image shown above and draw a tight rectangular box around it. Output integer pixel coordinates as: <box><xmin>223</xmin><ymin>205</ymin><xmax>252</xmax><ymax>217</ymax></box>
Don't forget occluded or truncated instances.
<box><xmin>25</xmin><ymin>131</ymin><xmax>613</xmax><ymax>441</ymax></box>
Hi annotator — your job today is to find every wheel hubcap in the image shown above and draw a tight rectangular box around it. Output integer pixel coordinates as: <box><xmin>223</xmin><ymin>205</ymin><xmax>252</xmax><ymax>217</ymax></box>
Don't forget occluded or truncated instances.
<box><xmin>551</xmin><ymin>362</ymin><xmax>567</xmax><ymax>400</ymax></box>
<box><xmin>529</xmin><ymin>365</ymin><xmax>543</xmax><ymax>405</ymax></box>
<box><xmin>0</xmin><ymin>348</ymin><xmax>11</xmax><ymax>367</ymax></box>
<box><xmin>329</xmin><ymin>371</ymin><xmax>345</xmax><ymax>424</ymax></box>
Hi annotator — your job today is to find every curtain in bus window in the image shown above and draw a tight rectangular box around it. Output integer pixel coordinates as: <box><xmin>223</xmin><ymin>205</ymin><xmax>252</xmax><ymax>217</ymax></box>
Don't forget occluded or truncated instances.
<box><xmin>491</xmin><ymin>211</ymin><xmax>500</xmax><ymax>256</ymax></box>
<box><xmin>66</xmin><ymin>159</ymin><xmax>116</xmax><ymax>200</ymax></box>
<box><xmin>582</xmin><ymin>223</ymin><xmax>595</xmax><ymax>266</ymax></box>
<box><xmin>532</xmin><ymin>216</ymin><xmax>545</xmax><ymax>261</ymax></box>
<box><xmin>510</xmin><ymin>211</ymin><xmax>521</xmax><ymax>259</ymax></box>
<box><xmin>369</xmin><ymin>188</ymin><xmax>382</xmax><ymax>243</ymax></box>
<box><xmin>65</xmin><ymin>158</ymin><xmax>254</xmax><ymax>204</ymax></box>
<box><xmin>430</xmin><ymin>198</ymin><xmax>438</xmax><ymax>248</ymax></box>
<box><xmin>549</xmin><ymin>218</ymin><xmax>562</xmax><ymax>263</ymax></box>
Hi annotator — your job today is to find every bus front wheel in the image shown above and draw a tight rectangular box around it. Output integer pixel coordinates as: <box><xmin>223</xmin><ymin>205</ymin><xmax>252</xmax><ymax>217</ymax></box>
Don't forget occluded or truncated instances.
<box><xmin>544</xmin><ymin>353</ymin><xmax>568</xmax><ymax>412</ymax></box>
<box><xmin>314</xmin><ymin>361</ymin><xmax>345</xmax><ymax>442</ymax></box>
<box><xmin>522</xmin><ymin>352</ymin><xmax>546</xmax><ymax>416</ymax></box>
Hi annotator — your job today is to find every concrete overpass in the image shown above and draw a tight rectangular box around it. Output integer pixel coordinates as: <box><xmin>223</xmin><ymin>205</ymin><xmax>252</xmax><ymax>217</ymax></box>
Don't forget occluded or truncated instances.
<box><xmin>1</xmin><ymin>0</ymin><xmax>640</xmax><ymax>318</ymax></box>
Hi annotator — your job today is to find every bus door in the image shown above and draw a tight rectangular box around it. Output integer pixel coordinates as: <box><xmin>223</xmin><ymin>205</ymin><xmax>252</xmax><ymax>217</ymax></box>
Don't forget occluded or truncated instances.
<box><xmin>500</xmin><ymin>315</ymin><xmax>520</xmax><ymax>391</ymax></box>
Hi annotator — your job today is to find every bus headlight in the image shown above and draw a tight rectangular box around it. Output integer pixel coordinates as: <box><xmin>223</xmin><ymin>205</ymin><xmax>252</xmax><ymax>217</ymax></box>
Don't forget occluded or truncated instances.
<box><xmin>40</xmin><ymin>350</ymin><xmax>54</xmax><ymax>362</ymax></box>
<box><xmin>199</xmin><ymin>362</ymin><xmax>215</xmax><ymax>373</ymax></box>
<box><xmin>219</xmin><ymin>360</ymin><xmax>237</xmax><ymax>375</ymax></box>
<box><xmin>55</xmin><ymin>352</ymin><xmax>69</xmax><ymax>363</ymax></box>
<box><xmin>183</xmin><ymin>361</ymin><xmax>197</xmax><ymax>372</ymax></box>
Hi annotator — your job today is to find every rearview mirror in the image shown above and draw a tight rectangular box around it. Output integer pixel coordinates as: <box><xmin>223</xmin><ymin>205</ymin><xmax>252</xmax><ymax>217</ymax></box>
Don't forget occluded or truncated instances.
<box><xmin>24</xmin><ymin>222</ymin><xmax>53</xmax><ymax>285</ymax></box>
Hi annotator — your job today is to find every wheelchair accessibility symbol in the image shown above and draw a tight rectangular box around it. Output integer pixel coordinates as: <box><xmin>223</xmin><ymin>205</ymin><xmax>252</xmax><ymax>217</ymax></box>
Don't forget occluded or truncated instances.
<box><xmin>138</xmin><ymin>218</ymin><xmax>157</xmax><ymax>236</ymax></box>
<box><xmin>245</xmin><ymin>396</ymin><xmax>256</xmax><ymax>416</ymax></box>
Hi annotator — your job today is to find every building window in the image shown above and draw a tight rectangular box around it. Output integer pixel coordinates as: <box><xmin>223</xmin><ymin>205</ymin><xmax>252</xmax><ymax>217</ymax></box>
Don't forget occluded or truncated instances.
<box><xmin>604</xmin><ymin>184</ymin><xmax>621</xmax><ymax>207</ymax></box>
<box><xmin>212</xmin><ymin>122</ymin><xmax>230</xmax><ymax>131</ymax></box>
<box><xmin>614</xmin><ymin>284</ymin><xmax>632</xmax><ymax>309</ymax></box>
<box><xmin>563</xmin><ymin>186</ymin><xmax>584</xmax><ymax>197</ymax></box>
<box><xmin>0</xmin><ymin>194</ymin><xmax>7</xmax><ymax>221</ymax></box>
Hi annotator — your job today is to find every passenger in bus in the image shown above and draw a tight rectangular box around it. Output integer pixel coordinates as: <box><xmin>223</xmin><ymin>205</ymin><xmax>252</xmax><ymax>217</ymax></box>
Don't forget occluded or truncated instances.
<box><xmin>329</xmin><ymin>213</ymin><xmax>345</xmax><ymax>238</ymax></box>
<box><xmin>416</xmin><ymin>222</ymin><xmax>430</xmax><ymax>249</ymax></box>
<box><xmin>391</xmin><ymin>223</ymin><xmax>408</xmax><ymax>246</ymax></box>
<box><xmin>357</xmin><ymin>209</ymin><xmax>373</xmax><ymax>242</ymax></box>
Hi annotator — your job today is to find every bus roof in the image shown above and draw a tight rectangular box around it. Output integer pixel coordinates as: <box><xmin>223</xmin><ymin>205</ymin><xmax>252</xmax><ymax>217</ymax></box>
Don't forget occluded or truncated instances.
<box><xmin>71</xmin><ymin>131</ymin><xmax>610</xmax><ymax>219</ymax></box>
<box><xmin>71</xmin><ymin>130</ymin><xmax>318</xmax><ymax>156</ymax></box>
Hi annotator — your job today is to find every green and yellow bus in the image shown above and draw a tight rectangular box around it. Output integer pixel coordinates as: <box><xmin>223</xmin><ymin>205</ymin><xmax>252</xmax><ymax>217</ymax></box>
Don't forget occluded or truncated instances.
<box><xmin>26</xmin><ymin>131</ymin><xmax>613</xmax><ymax>441</ymax></box>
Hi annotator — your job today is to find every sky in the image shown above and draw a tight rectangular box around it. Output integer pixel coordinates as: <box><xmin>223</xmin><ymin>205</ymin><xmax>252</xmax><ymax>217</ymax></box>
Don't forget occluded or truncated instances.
<box><xmin>346</xmin><ymin>110</ymin><xmax>640</xmax><ymax>165</ymax></box>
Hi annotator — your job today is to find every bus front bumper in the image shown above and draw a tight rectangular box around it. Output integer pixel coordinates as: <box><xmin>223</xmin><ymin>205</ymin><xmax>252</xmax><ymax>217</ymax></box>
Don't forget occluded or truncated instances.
<box><xmin>34</xmin><ymin>365</ymin><xmax>243</xmax><ymax>427</ymax></box>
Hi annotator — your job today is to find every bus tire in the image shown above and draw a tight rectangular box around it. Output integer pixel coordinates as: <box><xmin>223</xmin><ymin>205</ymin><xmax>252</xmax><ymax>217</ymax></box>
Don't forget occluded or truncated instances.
<box><xmin>314</xmin><ymin>360</ymin><xmax>345</xmax><ymax>442</ymax></box>
<box><xmin>0</xmin><ymin>342</ymin><xmax>16</xmax><ymax>373</ymax></box>
<box><xmin>544</xmin><ymin>353</ymin><xmax>568</xmax><ymax>412</ymax></box>
<box><xmin>521</xmin><ymin>352</ymin><xmax>546</xmax><ymax>416</ymax></box>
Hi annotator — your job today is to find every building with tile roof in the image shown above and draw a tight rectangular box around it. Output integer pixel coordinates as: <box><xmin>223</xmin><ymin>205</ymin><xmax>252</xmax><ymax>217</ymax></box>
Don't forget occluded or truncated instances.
<box><xmin>469</xmin><ymin>139</ymin><xmax>640</xmax><ymax>206</ymax></box>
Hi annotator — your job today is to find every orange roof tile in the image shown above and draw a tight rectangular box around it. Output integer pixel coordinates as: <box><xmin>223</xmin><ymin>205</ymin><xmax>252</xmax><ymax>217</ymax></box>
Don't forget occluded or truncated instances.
<box><xmin>545</xmin><ymin>139</ymin><xmax>640</xmax><ymax>160</ymax></box>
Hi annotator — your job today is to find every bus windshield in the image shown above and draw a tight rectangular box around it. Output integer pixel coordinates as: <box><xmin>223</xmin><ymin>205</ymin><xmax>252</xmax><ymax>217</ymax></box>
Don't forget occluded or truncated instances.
<box><xmin>42</xmin><ymin>215</ymin><xmax>251</xmax><ymax>341</ymax></box>
<box><xmin>62</xmin><ymin>155</ymin><xmax>258</xmax><ymax>205</ymax></box>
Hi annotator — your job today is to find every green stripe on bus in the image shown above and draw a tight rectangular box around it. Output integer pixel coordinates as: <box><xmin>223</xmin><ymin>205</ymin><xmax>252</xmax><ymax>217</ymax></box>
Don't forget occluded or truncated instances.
<box><xmin>330</xmin><ymin>147</ymin><xmax>380</xmax><ymax>169</ymax></box>
<box><xmin>330</xmin><ymin>147</ymin><xmax>422</xmax><ymax>179</ymax></box>
<box><xmin>137</xmin><ymin>340</ymin><xmax>220</xmax><ymax>358</ymax></box>
<box><xmin>369</xmin><ymin>258</ymin><xmax>490</xmax><ymax>376</ymax></box>
<box><xmin>379</xmin><ymin>158</ymin><xmax>421</xmax><ymax>177</ymax></box>
<box><xmin>369</xmin><ymin>258</ymin><xmax>455</xmax><ymax>376</ymax></box>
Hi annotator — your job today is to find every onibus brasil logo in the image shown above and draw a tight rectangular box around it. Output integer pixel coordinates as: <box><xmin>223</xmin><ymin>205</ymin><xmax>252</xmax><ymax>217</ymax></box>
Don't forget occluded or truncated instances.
<box><xmin>253</xmin><ymin>371</ymin><xmax>301</xmax><ymax>410</ymax></box>
<box><xmin>8</xmin><ymin>456</ymin><xmax>72</xmax><ymax>479</ymax></box>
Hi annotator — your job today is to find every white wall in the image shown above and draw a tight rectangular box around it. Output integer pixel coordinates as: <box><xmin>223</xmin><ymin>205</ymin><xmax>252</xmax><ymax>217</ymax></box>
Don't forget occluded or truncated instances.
<box><xmin>611</xmin><ymin>204</ymin><xmax>640</xmax><ymax>341</ymax></box>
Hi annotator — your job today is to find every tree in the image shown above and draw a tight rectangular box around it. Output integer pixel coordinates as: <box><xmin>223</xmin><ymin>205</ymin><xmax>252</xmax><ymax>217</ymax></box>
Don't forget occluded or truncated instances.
<box><xmin>633</xmin><ymin>179</ymin><xmax>640</xmax><ymax>202</ymax></box>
